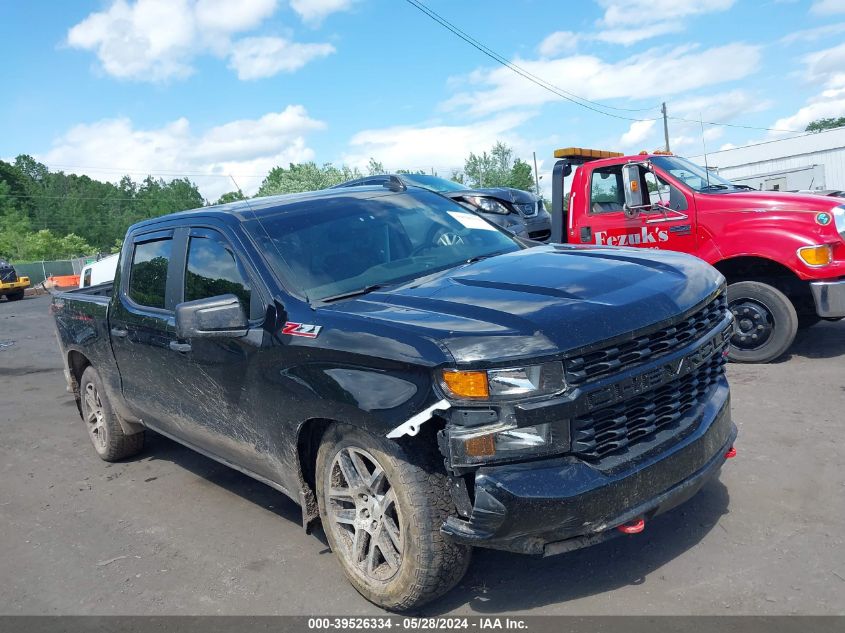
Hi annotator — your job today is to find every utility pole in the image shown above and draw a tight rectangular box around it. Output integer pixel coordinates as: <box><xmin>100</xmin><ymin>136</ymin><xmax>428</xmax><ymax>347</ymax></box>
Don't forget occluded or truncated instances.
<box><xmin>533</xmin><ymin>151</ymin><xmax>540</xmax><ymax>194</ymax></box>
<box><xmin>662</xmin><ymin>102</ymin><xmax>670</xmax><ymax>153</ymax></box>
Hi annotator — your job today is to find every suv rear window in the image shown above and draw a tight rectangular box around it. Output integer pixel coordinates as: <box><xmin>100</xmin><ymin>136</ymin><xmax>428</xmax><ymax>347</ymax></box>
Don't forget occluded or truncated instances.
<box><xmin>128</xmin><ymin>238</ymin><xmax>172</xmax><ymax>309</ymax></box>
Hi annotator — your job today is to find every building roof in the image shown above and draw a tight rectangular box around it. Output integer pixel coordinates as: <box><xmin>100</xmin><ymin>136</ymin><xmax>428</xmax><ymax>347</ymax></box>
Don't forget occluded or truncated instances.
<box><xmin>688</xmin><ymin>126</ymin><xmax>845</xmax><ymax>169</ymax></box>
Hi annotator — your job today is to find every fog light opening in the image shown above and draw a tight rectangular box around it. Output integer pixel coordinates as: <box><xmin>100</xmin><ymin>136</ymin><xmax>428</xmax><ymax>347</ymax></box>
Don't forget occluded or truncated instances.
<box><xmin>617</xmin><ymin>518</ymin><xmax>645</xmax><ymax>534</ymax></box>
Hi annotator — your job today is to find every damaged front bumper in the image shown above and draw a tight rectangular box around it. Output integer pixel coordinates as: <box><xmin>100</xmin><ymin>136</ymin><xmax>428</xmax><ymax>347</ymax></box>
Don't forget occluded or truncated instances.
<box><xmin>441</xmin><ymin>382</ymin><xmax>735</xmax><ymax>555</ymax></box>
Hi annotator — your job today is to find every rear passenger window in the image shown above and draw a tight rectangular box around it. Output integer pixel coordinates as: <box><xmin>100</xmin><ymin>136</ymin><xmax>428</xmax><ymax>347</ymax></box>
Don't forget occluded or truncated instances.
<box><xmin>185</xmin><ymin>237</ymin><xmax>251</xmax><ymax>312</ymax></box>
<box><xmin>128</xmin><ymin>239</ymin><xmax>172</xmax><ymax>309</ymax></box>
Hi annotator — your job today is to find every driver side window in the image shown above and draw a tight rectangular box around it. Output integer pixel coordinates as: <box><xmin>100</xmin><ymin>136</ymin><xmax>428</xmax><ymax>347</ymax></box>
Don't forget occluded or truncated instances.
<box><xmin>590</xmin><ymin>167</ymin><xmax>625</xmax><ymax>213</ymax></box>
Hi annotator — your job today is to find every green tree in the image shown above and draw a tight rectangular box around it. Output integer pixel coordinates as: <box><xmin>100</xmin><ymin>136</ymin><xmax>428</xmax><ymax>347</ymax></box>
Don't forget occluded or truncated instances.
<box><xmin>508</xmin><ymin>158</ymin><xmax>535</xmax><ymax>191</ymax></box>
<box><xmin>215</xmin><ymin>190</ymin><xmax>247</xmax><ymax>205</ymax></box>
<box><xmin>805</xmin><ymin>117</ymin><xmax>845</xmax><ymax>132</ymax></box>
<box><xmin>366</xmin><ymin>158</ymin><xmax>385</xmax><ymax>176</ymax></box>
<box><xmin>463</xmin><ymin>141</ymin><xmax>535</xmax><ymax>192</ymax></box>
<box><xmin>256</xmin><ymin>162</ymin><xmax>364</xmax><ymax>196</ymax></box>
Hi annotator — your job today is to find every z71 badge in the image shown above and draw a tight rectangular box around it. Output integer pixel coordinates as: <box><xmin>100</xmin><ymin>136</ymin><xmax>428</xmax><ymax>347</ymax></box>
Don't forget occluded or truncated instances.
<box><xmin>282</xmin><ymin>322</ymin><xmax>322</xmax><ymax>338</ymax></box>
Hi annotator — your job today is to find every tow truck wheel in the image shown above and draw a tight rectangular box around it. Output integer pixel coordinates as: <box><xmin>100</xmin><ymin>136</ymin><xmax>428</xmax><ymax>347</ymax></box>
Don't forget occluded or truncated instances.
<box><xmin>79</xmin><ymin>366</ymin><xmax>144</xmax><ymax>461</ymax></box>
<box><xmin>727</xmin><ymin>281</ymin><xmax>798</xmax><ymax>363</ymax></box>
<box><xmin>316</xmin><ymin>424</ymin><xmax>471</xmax><ymax>611</ymax></box>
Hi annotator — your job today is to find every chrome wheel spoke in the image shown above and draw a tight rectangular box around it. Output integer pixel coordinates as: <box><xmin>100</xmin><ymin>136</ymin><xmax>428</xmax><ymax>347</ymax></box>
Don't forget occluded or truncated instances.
<box><xmin>333</xmin><ymin>508</ymin><xmax>356</xmax><ymax>525</ymax></box>
<box><xmin>377</xmin><ymin>527</ymin><xmax>401</xmax><ymax>570</ymax></box>
<box><xmin>365</xmin><ymin>535</ymin><xmax>379</xmax><ymax>575</ymax></box>
<box><xmin>382</xmin><ymin>514</ymin><xmax>401</xmax><ymax>553</ymax></box>
<box><xmin>328</xmin><ymin>487</ymin><xmax>354</xmax><ymax>501</ymax></box>
<box><xmin>352</xmin><ymin>526</ymin><xmax>368</xmax><ymax>565</ymax></box>
<box><xmin>368</xmin><ymin>465</ymin><xmax>386</xmax><ymax>495</ymax></box>
<box><xmin>337</xmin><ymin>450</ymin><xmax>364</xmax><ymax>489</ymax></box>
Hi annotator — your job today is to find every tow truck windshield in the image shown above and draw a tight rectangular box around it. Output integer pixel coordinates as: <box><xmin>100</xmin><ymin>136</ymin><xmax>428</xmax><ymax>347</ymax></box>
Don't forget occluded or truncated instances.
<box><xmin>651</xmin><ymin>156</ymin><xmax>743</xmax><ymax>192</ymax></box>
<box><xmin>251</xmin><ymin>189</ymin><xmax>521</xmax><ymax>302</ymax></box>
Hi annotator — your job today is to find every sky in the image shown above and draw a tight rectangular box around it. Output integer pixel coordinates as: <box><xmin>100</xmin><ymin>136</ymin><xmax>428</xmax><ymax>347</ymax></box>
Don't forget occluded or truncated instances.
<box><xmin>2</xmin><ymin>0</ymin><xmax>845</xmax><ymax>201</ymax></box>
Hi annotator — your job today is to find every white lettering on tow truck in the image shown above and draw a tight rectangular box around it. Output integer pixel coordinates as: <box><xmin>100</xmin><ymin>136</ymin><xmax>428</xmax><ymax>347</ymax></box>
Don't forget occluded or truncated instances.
<box><xmin>595</xmin><ymin>227</ymin><xmax>669</xmax><ymax>246</ymax></box>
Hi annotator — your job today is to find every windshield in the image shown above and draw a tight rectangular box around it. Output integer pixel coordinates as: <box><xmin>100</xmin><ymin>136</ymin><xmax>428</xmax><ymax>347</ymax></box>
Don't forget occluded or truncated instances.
<box><xmin>249</xmin><ymin>189</ymin><xmax>521</xmax><ymax>302</ymax></box>
<box><xmin>651</xmin><ymin>156</ymin><xmax>737</xmax><ymax>192</ymax></box>
<box><xmin>401</xmin><ymin>174</ymin><xmax>468</xmax><ymax>193</ymax></box>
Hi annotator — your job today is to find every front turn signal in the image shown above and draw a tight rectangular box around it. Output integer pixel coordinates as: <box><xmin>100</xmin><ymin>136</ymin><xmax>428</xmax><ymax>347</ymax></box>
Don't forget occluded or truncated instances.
<box><xmin>798</xmin><ymin>244</ymin><xmax>832</xmax><ymax>266</ymax></box>
<box><xmin>442</xmin><ymin>370</ymin><xmax>489</xmax><ymax>398</ymax></box>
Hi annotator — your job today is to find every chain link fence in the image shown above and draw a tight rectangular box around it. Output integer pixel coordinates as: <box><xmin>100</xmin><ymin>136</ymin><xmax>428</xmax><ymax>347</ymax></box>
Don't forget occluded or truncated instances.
<box><xmin>11</xmin><ymin>256</ymin><xmax>98</xmax><ymax>286</ymax></box>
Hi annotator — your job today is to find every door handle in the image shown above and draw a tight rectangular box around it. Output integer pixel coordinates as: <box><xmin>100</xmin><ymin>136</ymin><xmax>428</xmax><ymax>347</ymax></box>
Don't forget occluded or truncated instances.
<box><xmin>169</xmin><ymin>340</ymin><xmax>192</xmax><ymax>353</ymax></box>
<box><xmin>110</xmin><ymin>327</ymin><xmax>128</xmax><ymax>338</ymax></box>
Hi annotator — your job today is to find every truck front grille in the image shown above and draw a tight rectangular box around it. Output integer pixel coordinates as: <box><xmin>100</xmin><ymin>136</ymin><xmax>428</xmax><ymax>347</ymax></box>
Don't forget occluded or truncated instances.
<box><xmin>564</xmin><ymin>292</ymin><xmax>728</xmax><ymax>387</ymax></box>
<box><xmin>570</xmin><ymin>351</ymin><xmax>726</xmax><ymax>460</ymax></box>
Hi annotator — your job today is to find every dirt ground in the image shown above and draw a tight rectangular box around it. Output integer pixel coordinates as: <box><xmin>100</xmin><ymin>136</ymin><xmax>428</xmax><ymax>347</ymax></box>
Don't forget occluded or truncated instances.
<box><xmin>1</xmin><ymin>294</ymin><xmax>843</xmax><ymax>615</ymax></box>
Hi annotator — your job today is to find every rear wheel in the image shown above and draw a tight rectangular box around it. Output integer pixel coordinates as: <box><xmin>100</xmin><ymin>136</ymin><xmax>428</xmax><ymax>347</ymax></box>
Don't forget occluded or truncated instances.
<box><xmin>727</xmin><ymin>281</ymin><xmax>798</xmax><ymax>363</ymax></box>
<box><xmin>79</xmin><ymin>366</ymin><xmax>144</xmax><ymax>461</ymax></box>
<box><xmin>316</xmin><ymin>424</ymin><xmax>471</xmax><ymax>611</ymax></box>
<box><xmin>7</xmin><ymin>290</ymin><xmax>24</xmax><ymax>301</ymax></box>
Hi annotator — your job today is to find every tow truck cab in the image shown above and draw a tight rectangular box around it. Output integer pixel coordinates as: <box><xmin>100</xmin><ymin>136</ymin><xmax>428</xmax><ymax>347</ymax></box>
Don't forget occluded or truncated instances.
<box><xmin>551</xmin><ymin>148</ymin><xmax>845</xmax><ymax>363</ymax></box>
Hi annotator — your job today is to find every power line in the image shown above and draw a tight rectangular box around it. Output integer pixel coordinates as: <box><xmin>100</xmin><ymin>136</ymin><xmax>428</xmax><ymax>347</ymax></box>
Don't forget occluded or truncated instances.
<box><xmin>403</xmin><ymin>0</ymin><xmax>806</xmax><ymax>135</ymax></box>
<box><xmin>402</xmin><ymin>0</ymin><xmax>662</xmax><ymax>122</ymax></box>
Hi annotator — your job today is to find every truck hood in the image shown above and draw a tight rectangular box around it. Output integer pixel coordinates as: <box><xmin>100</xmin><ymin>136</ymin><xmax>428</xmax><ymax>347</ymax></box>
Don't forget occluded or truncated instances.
<box><xmin>441</xmin><ymin>187</ymin><xmax>537</xmax><ymax>205</ymax></box>
<box><xmin>712</xmin><ymin>190</ymin><xmax>844</xmax><ymax>212</ymax></box>
<box><xmin>323</xmin><ymin>245</ymin><xmax>724</xmax><ymax>364</ymax></box>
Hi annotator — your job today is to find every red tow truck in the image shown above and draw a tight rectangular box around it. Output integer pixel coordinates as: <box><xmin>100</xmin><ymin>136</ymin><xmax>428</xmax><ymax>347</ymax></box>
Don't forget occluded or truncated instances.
<box><xmin>551</xmin><ymin>148</ymin><xmax>845</xmax><ymax>362</ymax></box>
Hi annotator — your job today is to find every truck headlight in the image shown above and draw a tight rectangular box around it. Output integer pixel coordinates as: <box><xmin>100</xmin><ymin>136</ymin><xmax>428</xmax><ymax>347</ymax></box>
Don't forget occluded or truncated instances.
<box><xmin>440</xmin><ymin>362</ymin><xmax>565</xmax><ymax>401</ymax></box>
<box><xmin>463</xmin><ymin>196</ymin><xmax>511</xmax><ymax>215</ymax></box>
<box><xmin>446</xmin><ymin>421</ymin><xmax>568</xmax><ymax>467</ymax></box>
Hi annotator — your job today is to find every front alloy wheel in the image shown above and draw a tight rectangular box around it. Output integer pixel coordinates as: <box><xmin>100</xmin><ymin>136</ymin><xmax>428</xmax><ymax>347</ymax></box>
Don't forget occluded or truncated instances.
<box><xmin>325</xmin><ymin>447</ymin><xmax>403</xmax><ymax>582</ymax></box>
<box><xmin>316</xmin><ymin>424</ymin><xmax>471</xmax><ymax>611</ymax></box>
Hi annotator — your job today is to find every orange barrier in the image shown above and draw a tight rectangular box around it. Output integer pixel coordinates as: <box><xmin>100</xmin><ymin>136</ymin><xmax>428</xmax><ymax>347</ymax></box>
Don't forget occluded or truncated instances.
<box><xmin>47</xmin><ymin>274</ymin><xmax>80</xmax><ymax>289</ymax></box>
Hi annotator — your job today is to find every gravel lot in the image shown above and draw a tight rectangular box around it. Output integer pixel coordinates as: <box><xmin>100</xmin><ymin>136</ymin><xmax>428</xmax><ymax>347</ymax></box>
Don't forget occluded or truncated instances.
<box><xmin>1</xmin><ymin>294</ymin><xmax>844</xmax><ymax>615</ymax></box>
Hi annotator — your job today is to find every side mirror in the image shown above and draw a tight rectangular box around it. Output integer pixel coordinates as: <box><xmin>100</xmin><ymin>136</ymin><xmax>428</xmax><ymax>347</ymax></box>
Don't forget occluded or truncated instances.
<box><xmin>175</xmin><ymin>294</ymin><xmax>248</xmax><ymax>338</ymax></box>
<box><xmin>622</xmin><ymin>164</ymin><xmax>645</xmax><ymax>217</ymax></box>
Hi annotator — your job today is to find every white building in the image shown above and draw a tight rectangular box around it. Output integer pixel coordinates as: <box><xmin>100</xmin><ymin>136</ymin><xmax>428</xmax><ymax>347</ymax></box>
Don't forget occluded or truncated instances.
<box><xmin>688</xmin><ymin>126</ymin><xmax>845</xmax><ymax>192</ymax></box>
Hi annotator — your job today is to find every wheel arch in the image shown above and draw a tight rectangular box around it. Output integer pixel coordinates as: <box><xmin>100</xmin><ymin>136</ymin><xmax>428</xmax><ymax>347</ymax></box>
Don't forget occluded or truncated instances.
<box><xmin>294</xmin><ymin>413</ymin><xmax>448</xmax><ymax>532</ymax></box>
<box><xmin>66</xmin><ymin>350</ymin><xmax>91</xmax><ymax>417</ymax></box>
<box><xmin>712</xmin><ymin>256</ymin><xmax>814</xmax><ymax>315</ymax></box>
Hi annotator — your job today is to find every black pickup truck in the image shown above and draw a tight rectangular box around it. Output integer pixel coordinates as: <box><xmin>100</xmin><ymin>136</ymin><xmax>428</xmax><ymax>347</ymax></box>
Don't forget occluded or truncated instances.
<box><xmin>52</xmin><ymin>183</ymin><xmax>737</xmax><ymax>611</ymax></box>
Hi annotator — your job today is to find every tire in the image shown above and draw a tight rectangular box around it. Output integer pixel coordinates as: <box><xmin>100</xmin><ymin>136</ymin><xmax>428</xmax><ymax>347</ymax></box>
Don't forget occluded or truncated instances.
<box><xmin>7</xmin><ymin>290</ymin><xmax>24</xmax><ymax>301</ymax></box>
<box><xmin>727</xmin><ymin>281</ymin><xmax>798</xmax><ymax>363</ymax></box>
<box><xmin>79</xmin><ymin>366</ymin><xmax>144</xmax><ymax>461</ymax></box>
<box><xmin>316</xmin><ymin>424</ymin><xmax>471</xmax><ymax>611</ymax></box>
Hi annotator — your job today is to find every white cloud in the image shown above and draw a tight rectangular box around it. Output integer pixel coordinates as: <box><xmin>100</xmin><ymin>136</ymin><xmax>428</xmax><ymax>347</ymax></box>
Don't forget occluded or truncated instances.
<box><xmin>228</xmin><ymin>36</ymin><xmax>335</xmax><ymax>79</ymax></box>
<box><xmin>767</xmin><ymin>42</ymin><xmax>845</xmax><ymax>133</ymax></box>
<box><xmin>444</xmin><ymin>44</ymin><xmax>762</xmax><ymax>117</ymax></box>
<box><xmin>595</xmin><ymin>0</ymin><xmax>734</xmax><ymax>44</ymax></box>
<box><xmin>593</xmin><ymin>23</ymin><xmax>681</xmax><ymax>45</ymax></box>
<box><xmin>537</xmin><ymin>31</ymin><xmax>580</xmax><ymax>57</ymax></box>
<box><xmin>771</xmin><ymin>83</ymin><xmax>845</xmax><ymax>133</ymax></box>
<box><xmin>290</xmin><ymin>0</ymin><xmax>355</xmax><ymax>24</ymax></box>
<box><xmin>811</xmin><ymin>0</ymin><xmax>845</xmax><ymax>14</ymax></box>
<box><xmin>37</xmin><ymin>106</ymin><xmax>325</xmax><ymax>200</ymax></box>
<box><xmin>780</xmin><ymin>22</ymin><xmax>845</xmax><ymax>44</ymax></box>
<box><xmin>620</xmin><ymin>120</ymin><xmax>655</xmax><ymax>148</ymax></box>
<box><xmin>67</xmin><ymin>0</ymin><xmax>333</xmax><ymax>82</ymax></box>
<box><xmin>802</xmin><ymin>41</ymin><xmax>845</xmax><ymax>84</ymax></box>
<box><xmin>342</xmin><ymin>112</ymin><xmax>536</xmax><ymax>175</ymax></box>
